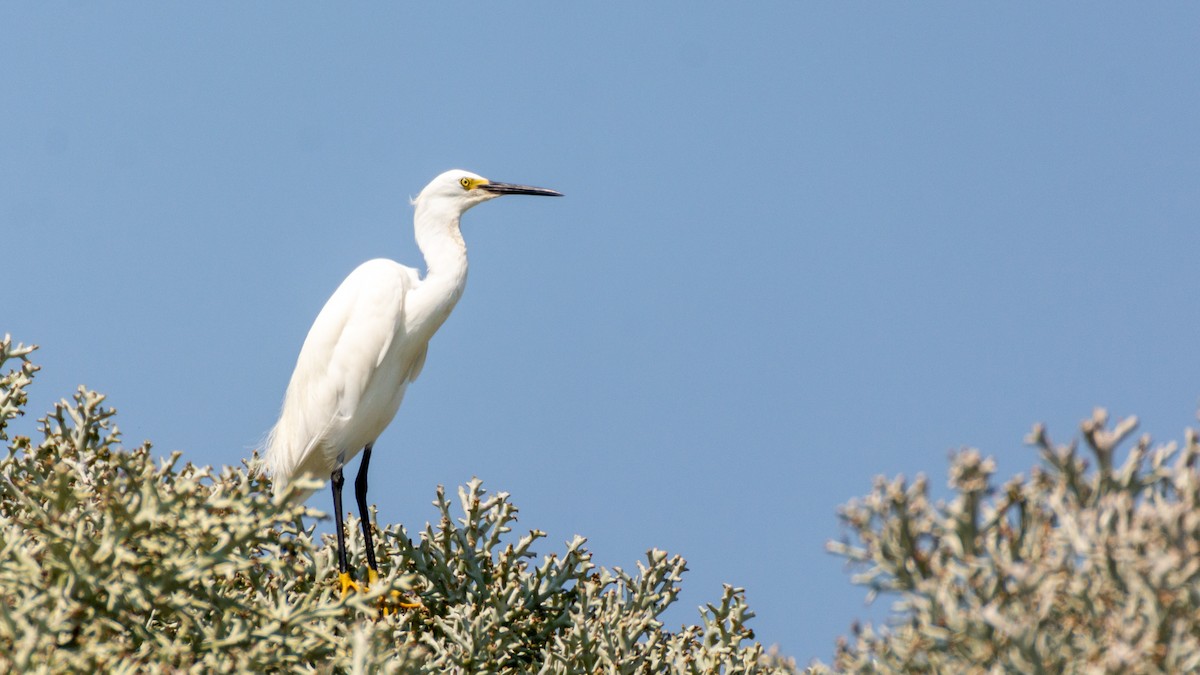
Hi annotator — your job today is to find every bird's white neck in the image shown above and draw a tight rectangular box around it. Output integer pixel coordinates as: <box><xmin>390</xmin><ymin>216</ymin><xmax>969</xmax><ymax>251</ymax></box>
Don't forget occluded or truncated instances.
<box><xmin>411</xmin><ymin>201</ymin><xmax>470</xmax><ymax>329</ymax></box>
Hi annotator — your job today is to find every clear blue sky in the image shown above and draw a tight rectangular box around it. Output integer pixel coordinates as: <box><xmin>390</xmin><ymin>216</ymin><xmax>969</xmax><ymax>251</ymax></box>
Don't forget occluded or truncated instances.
<box><xmin>4</xmin><ymin>3</ymin><xmax>1198</xmax><ymax>665</ymax></box>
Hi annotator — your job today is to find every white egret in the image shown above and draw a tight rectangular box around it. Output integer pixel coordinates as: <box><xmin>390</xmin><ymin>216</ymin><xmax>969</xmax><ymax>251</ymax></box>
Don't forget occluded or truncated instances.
<box><xmin>264</xmin><ymin>169</ymin><xmax>561</xmax><ymax>595</ymax></box>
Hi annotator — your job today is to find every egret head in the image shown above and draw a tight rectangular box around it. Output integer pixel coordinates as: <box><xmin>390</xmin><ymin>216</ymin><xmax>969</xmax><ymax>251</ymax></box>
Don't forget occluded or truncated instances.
<box><xmin>414</xmin><ymin>169</ymin><xmax>562</xmax><ymax>215</ymax></box>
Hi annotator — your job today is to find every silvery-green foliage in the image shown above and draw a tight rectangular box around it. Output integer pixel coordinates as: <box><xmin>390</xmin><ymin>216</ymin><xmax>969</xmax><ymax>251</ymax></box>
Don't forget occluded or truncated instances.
<box><xmin>0</xmin><ymin>335</ymin><xmax>37</xmax><ymax>440</ymax></box>
<box><xmin>822</xmin><ymin>408</ymin><xmax>1200</xmax><ymax>674</ymax></box>
<box><xmin>0</xmin><ymin>336</ymin><xmax>795</xmax><ymax>674</ymax></box>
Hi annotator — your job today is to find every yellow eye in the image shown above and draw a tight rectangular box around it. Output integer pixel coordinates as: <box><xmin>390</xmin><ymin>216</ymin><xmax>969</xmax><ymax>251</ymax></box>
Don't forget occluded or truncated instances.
<box><xmin>459</xmin><ymin>177</ymin><xmax>472</xmax><ymax>189</ymax></box>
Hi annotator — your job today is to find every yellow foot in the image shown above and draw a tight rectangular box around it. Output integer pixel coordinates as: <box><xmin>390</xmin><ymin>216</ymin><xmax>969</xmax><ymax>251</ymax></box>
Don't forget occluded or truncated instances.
<box><xmin>368</xmin><ymin>568</ymin><xmax>422</xmax><ymax>616</ymax></box>
<box><xmin>339</xmin><ymin>571</ymin><xmax>364</xmax><ymax>597</ymax></box>
<box><xmin>379</xmin><ymin>593</ymin><xmax>422</xmax><ymax>617</ymax></box>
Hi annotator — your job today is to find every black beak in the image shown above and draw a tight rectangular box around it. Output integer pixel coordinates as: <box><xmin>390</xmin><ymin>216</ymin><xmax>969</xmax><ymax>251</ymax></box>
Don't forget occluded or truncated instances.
<box><xmin>480</xmin><ymin>181</ymin><xmax>563</xmax><ymax>197</ymax></box>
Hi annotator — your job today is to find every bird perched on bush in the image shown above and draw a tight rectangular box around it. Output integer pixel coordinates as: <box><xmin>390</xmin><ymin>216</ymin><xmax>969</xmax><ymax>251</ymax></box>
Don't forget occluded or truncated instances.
<box><xmin>265</xmin><ymin>169</ymin><xmax>561</xmax><ymax>595</ymax></box>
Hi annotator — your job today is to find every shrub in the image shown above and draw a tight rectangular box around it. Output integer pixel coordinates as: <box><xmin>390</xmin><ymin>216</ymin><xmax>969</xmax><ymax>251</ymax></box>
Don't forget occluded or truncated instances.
<box><xmin>0</xmin><ymin>335</ymin><xmax>795</xmax><ymax>674</ymax></box>
<box><xmin>823</xmin><ymin>408</ymin><xmax>1200</xmax><ymax>673</ymax></box>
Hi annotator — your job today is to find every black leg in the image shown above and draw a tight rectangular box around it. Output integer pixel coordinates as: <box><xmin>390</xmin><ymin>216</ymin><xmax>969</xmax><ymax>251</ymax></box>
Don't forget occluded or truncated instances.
<box><xmin>355</xmin><ymin>443</ymin><xmax>379</xmax><ymax>573</ymax></box>
<box><xmin>331</xmin><ymin>466</ymin><xmax>349</xmax><ymax>576</ymax></box>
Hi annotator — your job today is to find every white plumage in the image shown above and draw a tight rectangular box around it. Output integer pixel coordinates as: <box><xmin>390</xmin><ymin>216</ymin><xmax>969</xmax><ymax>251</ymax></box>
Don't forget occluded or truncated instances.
<box><xmin>265</xmin><ymin>258</ymin><xmax>424</xmax><ymax>497</ymax></box>
<box><xmin>263</xmin><ymin>169</ymin><xmax>561</xmax><ymax>592</ymax></box>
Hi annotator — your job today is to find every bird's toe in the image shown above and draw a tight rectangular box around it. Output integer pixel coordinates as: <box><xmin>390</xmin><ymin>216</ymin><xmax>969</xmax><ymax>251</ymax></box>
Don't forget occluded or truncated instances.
<box><xmin>339</xmin><ymin>571</ymin><xmax>364</xmax><ymax>597</ymax></box>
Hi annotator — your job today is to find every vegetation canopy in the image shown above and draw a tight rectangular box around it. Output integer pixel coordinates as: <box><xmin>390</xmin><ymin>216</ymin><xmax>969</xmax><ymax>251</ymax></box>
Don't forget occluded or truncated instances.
<box><xmin>822</xmin><ymin>410</ymin><xmax>1200</xmax><ymax>673</ymax></box>
<box><xmin>6</xmin><ymin>332</ymin><xmax>1200</xmax><ymax>674</ymax></box>
<box><xmin>0</xmin><ymin>335</ymin><xmax>793</xmax><ymax>673</ymax></box>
